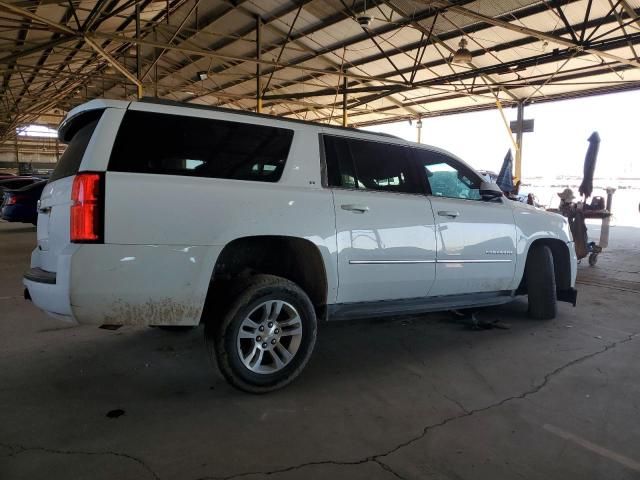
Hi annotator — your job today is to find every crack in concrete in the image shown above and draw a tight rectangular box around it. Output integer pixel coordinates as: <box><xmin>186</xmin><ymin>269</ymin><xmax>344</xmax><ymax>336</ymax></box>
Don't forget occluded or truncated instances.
<box><xmin>374</xmin><ymin>458</ymin><xmax>408</xmax><ymax>479</ymax></box>
<box><xmin>1</xmin><ymin>333</ymin><xmax>635</xmax><ymax>480</ymax></box>
<box><xmin>196</xmin><ymin>332</ymin><xmax>638</xmax><ymax>480</ymax></box>
<box><xmin>0</xmin><ymin>442</ymin><xmax>160</xmax><ymax>480</ymax></box>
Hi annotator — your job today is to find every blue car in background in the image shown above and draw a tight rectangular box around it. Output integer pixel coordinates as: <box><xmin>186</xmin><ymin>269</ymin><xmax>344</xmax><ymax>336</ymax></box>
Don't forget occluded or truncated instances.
<box><xmin>1</xmin><ymin>180</ymin><xmax>46</xmax><ymax>225</ymax></box>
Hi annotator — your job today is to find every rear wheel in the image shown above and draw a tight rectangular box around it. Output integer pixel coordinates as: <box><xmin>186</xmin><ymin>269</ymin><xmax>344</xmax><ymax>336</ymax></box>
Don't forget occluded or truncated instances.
<box><xmin>205</xmin><ymin>274</ymin><xmax>317</xmax><ymax>393</ymax></box>
<box><xmin>526</xmin><ymin>244</ymin><xmax>557</xmax><ymax>320</ymax></box>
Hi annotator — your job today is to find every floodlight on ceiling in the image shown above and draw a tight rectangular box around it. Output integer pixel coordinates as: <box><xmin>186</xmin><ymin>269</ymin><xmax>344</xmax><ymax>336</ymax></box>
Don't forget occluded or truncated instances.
<box><xmin>356</xmin><ymin>0</ymin><xmax>373</xmax><ymax>28</ymax></box>
<box><xmin>197</xmin><ymin>71</ymin><xmax>208</xmax><ymax>81</ymax></box>
<box><xmin>452</xmin><ymin>38</ymin><xmax>472</xmax><ymax>65</ymax></box>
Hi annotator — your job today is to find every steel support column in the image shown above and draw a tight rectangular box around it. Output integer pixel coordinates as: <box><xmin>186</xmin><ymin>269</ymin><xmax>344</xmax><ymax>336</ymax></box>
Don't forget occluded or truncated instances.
<box><xmin>135</xmin><ymin>3</ymin><xmax>142</xmax><ymax>95</ymax></box>
<box><xmin>256</xmin><ymin>15</ymin><xmax>262</xmax><ymax>113</ymax></box>
<box><xmin>342</xmin><ymin>73</ymin><xmax>347</xmax><ymax>127</ymax></box>
<box><xmin>14</xmin><ymin>137</ymin><xmax>19</xmax><ymax>172</ymax></box>
<box><xmin>515</xmin><ymin>101</ymin><xmax>524</xmax><ymax>182</ymax></box>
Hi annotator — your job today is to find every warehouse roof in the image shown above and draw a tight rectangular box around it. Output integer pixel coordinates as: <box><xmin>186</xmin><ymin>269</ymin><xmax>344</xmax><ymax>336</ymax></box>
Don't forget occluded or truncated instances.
<box><xmin>1</xmin><ymin>0</ymin><xmax>639</xmax><ymax>143</ymax></box>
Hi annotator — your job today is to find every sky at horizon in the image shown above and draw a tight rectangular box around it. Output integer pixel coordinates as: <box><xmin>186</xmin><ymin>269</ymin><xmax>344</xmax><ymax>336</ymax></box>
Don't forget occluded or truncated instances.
<box><xmin>361</xmin><ymin>89</ymin><xmax>640</xmax><ymax>180</ymax></box>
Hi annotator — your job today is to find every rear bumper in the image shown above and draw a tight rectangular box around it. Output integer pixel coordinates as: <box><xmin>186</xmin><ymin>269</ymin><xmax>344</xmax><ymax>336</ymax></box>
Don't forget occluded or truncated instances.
<box><xmin>24</xmin><ymin>267</ymin><xmax>56</xmax><ymax>284</ymax></box>
<box><xmin>23</xmin><ymin>248</ymin><xmax>75</xmax><ymax>321</ymax></box>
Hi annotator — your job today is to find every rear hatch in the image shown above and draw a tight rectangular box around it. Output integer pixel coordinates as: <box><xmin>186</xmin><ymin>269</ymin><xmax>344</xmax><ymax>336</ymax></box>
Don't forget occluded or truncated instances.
<box><xmin>35</xmin><ymin>109</ymin><xmax>104</xmax><ymax>273</ymax></box>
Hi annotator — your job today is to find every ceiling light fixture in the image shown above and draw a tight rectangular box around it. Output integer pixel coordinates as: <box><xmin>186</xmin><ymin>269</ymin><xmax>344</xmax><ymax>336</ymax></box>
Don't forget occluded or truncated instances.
<box><xmin>197</xmin><ymin>71</ymin><xmax>208</xmax><ymax>81</ymax></box>
<box><xmin>452</xmin><ymin>38</ymin><xmax>472</xmax><ymax>64</ymax></box>
<box><xmin>356</xmin><ymin>0</ymin><xmax>373</xmax><ymax>28</ymax></box>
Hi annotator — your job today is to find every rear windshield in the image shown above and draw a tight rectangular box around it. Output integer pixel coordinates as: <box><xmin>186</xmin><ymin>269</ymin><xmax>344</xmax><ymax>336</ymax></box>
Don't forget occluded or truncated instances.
<box><xmin>49</xmin><ymin>110</ymin><xmax>103</xmax><ymax>182</ymax></box>
<box><xmin>108</xmin><ymin>111</ymin><xmax>294</xmax><ymax>182</ymax></box>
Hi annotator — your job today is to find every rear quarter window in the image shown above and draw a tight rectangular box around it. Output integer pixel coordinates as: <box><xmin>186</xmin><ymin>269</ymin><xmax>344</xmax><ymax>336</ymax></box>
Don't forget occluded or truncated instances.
<box><xmin>49</xmin><ymin>110</ymin><xmax>103</xmax><ymax>182</ymax></box>
<box><xmin>108</xmin><ymin>111</ymin><xmax>294</xmax><ymax>182</ymax></box>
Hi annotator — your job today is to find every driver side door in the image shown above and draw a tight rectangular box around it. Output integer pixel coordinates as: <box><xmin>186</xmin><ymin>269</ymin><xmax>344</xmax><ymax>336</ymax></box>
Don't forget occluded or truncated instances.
<box><xmin>412</xmin><ymin>149</ymin><xmax>517</xmax><ymax>296</ymax></box>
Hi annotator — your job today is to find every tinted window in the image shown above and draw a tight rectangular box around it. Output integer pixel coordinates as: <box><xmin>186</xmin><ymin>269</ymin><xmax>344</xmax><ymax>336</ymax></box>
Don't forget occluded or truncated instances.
<box><xmin>414</xmin><ymin>149</ymin><xmax>482</xmax><ymax>201</ymax></box>
<box><xmin>323</xmin><ymin>135</ymin><xmax>418</xmax><ymax>194</ymax></box>
<box><xmin>109</xmin><ymin>111</ymin><xmax>293</xmax><ymax>182</ymax></box>
<box><xmin>49</xmin><ymin>110</ymin><xmax>103</xmax><ymax>182</ymax></box>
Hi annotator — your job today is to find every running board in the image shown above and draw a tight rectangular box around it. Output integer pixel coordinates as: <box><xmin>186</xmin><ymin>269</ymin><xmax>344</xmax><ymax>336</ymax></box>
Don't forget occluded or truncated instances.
<box><xmin>328</xmin><ymin>291</ymin><xmax>514</xmax><ymax>321</ymax></box>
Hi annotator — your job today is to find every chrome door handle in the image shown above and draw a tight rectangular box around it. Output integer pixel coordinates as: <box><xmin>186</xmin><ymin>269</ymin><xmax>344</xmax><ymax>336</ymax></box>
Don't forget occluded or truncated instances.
<box><xmin>437</xmin><ymin>210</ymin><xmax>459</xmax><ymax>218</ymax></box>
<box><xmin>341</xmin><ymin>204</ymin><xmax>369</xmax><ymax>213</ymax></box>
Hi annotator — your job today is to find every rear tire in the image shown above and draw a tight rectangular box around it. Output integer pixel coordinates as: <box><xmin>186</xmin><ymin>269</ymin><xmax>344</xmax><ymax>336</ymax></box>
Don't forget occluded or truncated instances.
<box><xmin>526</xmin><ymin>244</ymin><xmax>557</xmax><ymax>320</ymax></box>
<box><xmin>205</xmin><ymin>274</ymin><xmax>317</xmax><ymax>393</ymax></box>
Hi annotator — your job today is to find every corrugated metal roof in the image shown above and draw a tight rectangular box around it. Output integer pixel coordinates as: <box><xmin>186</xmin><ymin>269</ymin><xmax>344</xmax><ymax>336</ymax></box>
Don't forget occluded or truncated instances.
<box><xmin>1</xmin><ymin>0</ymin><xmax>639</xmax><ymax>139</ymax></box>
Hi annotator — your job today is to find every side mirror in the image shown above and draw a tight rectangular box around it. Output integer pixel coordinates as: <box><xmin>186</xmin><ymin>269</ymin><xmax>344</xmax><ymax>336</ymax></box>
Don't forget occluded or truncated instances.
<box><xmin>479</xmin><ymin>181</ymin><xmax>503</xmax><ymax>200</ymax></box>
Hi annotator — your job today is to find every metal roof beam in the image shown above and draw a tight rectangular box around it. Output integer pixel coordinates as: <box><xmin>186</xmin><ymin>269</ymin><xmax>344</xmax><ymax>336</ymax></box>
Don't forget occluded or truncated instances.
<box><xmin>242</xmin><ymin>0</ymin><xmax>557</xmax><ymax>105</ymax></box>
<box><xmin>0</xmin><ymin>1</ymin><xmax>76</xmax><ymax>35</ymax></box>
<box><xmin>348</xmin><ymin>77</ymin><xmax>640</xmax><ymax>127</ymax></box>
<box><xmin>427</xmin><ymin>0</ymin><xmax>640</xmax><ymax>69</ymax></box>
<box><xmin>269</xmin><ymin>5</ymin><xmax>639</xmax><ymax>103</ymax></box>
<box><xmin>84</xmin><ymin>35</ymin><xmax>143</xmax><ymax>98</ymax></box>
<box><xmin>620</xmin><ymin>0</ymin><xmax>640</xmax><ymax>30</ymax></box>
<box><xmin>135</xmin><ymin>0</ymin><xmax>308</xmax><ymax>98</ymax></box>
<box><xmin>140</xmin><ymin>0</ymin><xmax>201</xmax><ymax>81</ymax></box>
<box><xmin>350</xmin><ymin>29</ymin><xmax>640</xmax><ymax>108</ymax></box>
<box><xmin>94</xmin><ymin>32</ymin><xmax>409</xmax><ymax>86</ymax></box>
<box><xmin>0</xmin><ymin>34</ymin><xmax>73</xmax><ymax>65</ymax></box>
<box><xmin>275</xmin><ymin>26</ymin><xmax>640</xmax><ymax>123</ymax></box>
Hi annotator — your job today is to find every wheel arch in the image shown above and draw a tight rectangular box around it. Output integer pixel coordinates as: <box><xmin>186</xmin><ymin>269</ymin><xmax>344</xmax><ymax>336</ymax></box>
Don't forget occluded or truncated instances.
<box><xmin>518</xmin><ymin>238</ymin><xmax>572</xmax><ymax>294</ymax></box>
<box><xmin>205</xmin><ymin>235</ymin><xmax>329</xmax><ymax>320</ymax></box>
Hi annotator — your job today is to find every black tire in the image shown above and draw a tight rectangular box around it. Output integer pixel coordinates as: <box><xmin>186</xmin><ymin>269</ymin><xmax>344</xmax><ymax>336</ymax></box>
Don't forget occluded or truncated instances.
<box><xmin>205</xmin><ymin>274</ymin><xmax>317</xmax><ymax>393</ymax></box>
<box><xmin>526</xmin><ymin>244</ymin><xmax>557</xmax><ymax>320</ymax></box>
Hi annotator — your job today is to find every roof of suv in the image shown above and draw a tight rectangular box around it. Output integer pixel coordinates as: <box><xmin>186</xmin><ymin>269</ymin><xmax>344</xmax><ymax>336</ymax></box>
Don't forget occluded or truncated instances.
<box><xmin>61</xmin><ymin>98</ymin><xmax>403</xmax><ymax>143</ymax></box>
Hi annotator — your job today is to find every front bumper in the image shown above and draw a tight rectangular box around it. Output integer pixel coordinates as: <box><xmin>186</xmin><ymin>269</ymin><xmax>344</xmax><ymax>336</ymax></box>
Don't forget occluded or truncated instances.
<box><xmin>557</xmin><ymin>287</ymin><xmax>578</xmax><ymax>306</ymax></box>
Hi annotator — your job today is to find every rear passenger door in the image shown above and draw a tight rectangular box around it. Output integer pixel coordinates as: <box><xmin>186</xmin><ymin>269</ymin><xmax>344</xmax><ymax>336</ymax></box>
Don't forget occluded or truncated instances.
<box><xmin>323</xmin><ymin>134</ymin><xmax>437</xmax><ymax>304</ymax></box>
<box><xmin>412</xmin><ymin>149</ymin><xmax>517</xmax><ymax>296</ymax></box>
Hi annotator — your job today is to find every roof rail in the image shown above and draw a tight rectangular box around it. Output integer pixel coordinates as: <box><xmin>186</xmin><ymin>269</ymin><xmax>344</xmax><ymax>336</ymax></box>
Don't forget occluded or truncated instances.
<box><xmin>138</xmin><ymin>97</ymin><xmax>402</xmax><ymax>140</ymax></box>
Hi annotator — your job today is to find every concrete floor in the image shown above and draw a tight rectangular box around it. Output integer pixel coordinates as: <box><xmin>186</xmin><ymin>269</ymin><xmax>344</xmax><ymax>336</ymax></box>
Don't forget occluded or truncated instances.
<box><xmin>1</xmin><ymin>221</ymin><xmax>639</xmax><ymax>480</ymax></box>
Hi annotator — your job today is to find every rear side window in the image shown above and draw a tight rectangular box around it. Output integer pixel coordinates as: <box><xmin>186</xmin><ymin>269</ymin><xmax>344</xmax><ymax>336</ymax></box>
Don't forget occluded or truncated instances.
<box><xmin>109</xmin><ymin>111</ymin><xmax>294</xmax><ymax>182</ymax></box>
<box><xmin>323</xmin><ymin>135</ymin><xmax>419</xmax><ymax>194</ymax></box>
<box><xmin>49</xmin><ymin>110</ymin><xmax>103</xmax><ymax>182</ymax></box>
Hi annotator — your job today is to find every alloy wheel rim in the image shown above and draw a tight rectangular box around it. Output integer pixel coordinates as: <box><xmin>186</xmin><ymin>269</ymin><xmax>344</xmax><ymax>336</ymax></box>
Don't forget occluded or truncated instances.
<box><xmin>236</xmin><ymin>299</ymin><xmax>303</xmax><ymax>374</ymax></box>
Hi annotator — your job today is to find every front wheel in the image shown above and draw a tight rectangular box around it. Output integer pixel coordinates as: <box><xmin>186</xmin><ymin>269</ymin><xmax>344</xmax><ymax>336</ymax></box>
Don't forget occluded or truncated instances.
<box><xmin>205</xmin><ymin>274</ymin><xmax>317</xmax><ymax>393</ymax></box>
<box><xmin>526</xmin><ymin>244</ymin><xmax>557</xmax><ymax>320</ymax></box>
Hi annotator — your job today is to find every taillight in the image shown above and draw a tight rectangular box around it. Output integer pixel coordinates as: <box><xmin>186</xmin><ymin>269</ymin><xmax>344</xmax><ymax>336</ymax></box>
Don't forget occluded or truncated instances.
<box><xmin>70</xmin><ymin>172</ymin><xmax>103</xmax><ymax>243</ymax></box>
<box><xmin>6</xmin><ymin>195</ymin><xmax>24</xmax><ymax>205</ymax></box>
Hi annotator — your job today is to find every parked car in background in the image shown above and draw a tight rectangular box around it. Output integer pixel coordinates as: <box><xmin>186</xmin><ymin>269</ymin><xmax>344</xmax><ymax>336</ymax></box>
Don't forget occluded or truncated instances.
<box><xmin>1</xmin><ymin>180</ymin><xmax>46</xmax><ymax>224</ymax></box>
<box><xmin>24</xmin><ymin>99</ymin><xmax>578</xmax><ymax>393</ymax></box>
<box><xmin>0</xmin><ymin>177</ymin><xmax>40</xmax><ymax>197</ymax></box>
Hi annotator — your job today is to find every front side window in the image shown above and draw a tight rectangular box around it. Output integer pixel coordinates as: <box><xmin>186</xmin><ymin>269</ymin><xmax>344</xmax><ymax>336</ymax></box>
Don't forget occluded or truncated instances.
<box><xmin>109</xmin><ymin>111</ymin><xmax>294</xmax><ymax>182</ymax></box>
<box><xmin>414</xmin><ymin>149</ymin><xmax>482</xmax><ymax>201</ymax></box>
<box><xmin>323</xmin><ymin>135</ymin><xmax>419</xmax><ymax>194</ymax></box>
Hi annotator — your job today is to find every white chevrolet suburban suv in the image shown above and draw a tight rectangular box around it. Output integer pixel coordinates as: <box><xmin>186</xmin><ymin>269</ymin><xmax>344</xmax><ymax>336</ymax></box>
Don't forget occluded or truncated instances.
<box><xmin>24</xmin><ymin>99</ymin><xmax>577</xmax><ymax>392</ymax></box>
